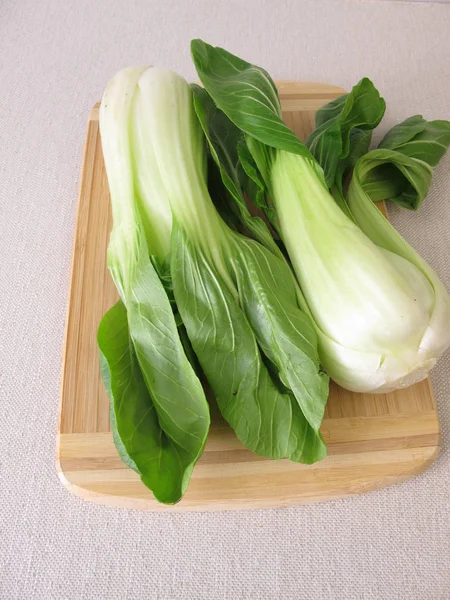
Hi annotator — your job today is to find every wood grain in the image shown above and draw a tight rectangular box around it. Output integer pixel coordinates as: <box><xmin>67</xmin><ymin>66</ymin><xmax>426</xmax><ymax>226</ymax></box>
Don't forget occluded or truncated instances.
<box><xmin>57</xmin><ymin>81</ymin><xmax>440</xmax><ymax>511</ymax></box>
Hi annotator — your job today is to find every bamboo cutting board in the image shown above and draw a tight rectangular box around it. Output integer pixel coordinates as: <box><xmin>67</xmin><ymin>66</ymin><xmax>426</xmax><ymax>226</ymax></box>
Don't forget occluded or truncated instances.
<box><xmin>57</xmin><ymin>82</ymin><xmax>440</xmax><ymax>511</ymax></box>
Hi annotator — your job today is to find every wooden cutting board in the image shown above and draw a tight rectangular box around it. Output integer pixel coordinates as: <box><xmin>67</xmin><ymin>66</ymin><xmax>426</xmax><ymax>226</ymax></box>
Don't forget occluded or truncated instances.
<box><xmin>57</xmin><ymin>81</ymin><xmax>440</xmax><ymax>511</ymax></box>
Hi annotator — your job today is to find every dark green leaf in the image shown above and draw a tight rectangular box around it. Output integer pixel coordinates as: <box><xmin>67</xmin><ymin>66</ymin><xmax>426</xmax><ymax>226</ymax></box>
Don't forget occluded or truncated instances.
<box><xmin>360</xmin><ymin>152</ymin><xmax>430</xmax><ymax>209</ymax></box>
<box><xmin>127</xmin><ymin>254</ymin><xmax>210</xmax><ymax>462</ymax></box>
<box><xmin>151</xmin><ymin>255</ymin><xmax>175</xmax><ymax>303</ymax></box>
<box><xmin>171</xmin><ymin>222</ymin><xmax>327</xmax><ymax>463</ymax></box>
<box><xmin>98</xmin><ymin>254</ymin><xmax>210</xmax><ymax>504</ymax></box>
<box><xmin>192</xmin><ymin>83</ymin><xmax>280</xmax><ymax>252</ymax></box>
<box><xmin>379</xmin><ymin>116</ymin><xmax>450</xmax><ymax>167</ymax></box>
<box><xmin>99</xmin><ymin>65</ymin><xmax>210</xmax><ymax>505</ymax></box>
<box><xmin>206</xmin><ymin>153</ymin><xmax>242</xmax><ymax>230</ymax></box>
<box><xmin>150</xmin><ymin>253</ymin><xmax>201</xmax><ymax>373</ymax></box>
<box><xmin>189</xmin><ymin>83</ymin><xmax>329</xmax><ymax>443</ymax></box>
<box><xmin>344</xmin><ymin>128</ymin><xmax>373</xmax><ymax>172</ymax></box>
<box><xmin>191</xmin><ymin>39</ymin><xmax>314</xmax><ymax>160</ymax></box>
<box><xmin>332</xmin><ymin>129</ymin><xmax>373</xmax><ymax>221</ymax></box>
<box><xmin>313</xmin><ymin>92</ymin><xmax>450</xmax><ymax>210</ymax></box>
<box><xmin>191</xmin><ymin>84</ymin><xmax>244</xmax><ymax>207</ymax></box>
<box><xmin>353</xmin><ymin>114</ymin><xmax>450</xmax><ymax>210</ymax></box>
<box><xmin>307</xmin><ymin>117</ymin><xmax>343</xmax><ymax>186</ymax></box>
<box><xmin>352</xmin><ymin>148</ymin><xmax>432</xmax><ymax>210</ymax></box>
<box><xmin>236</xmin><ymin>137</ymin><xmax>267</xmax><ymax>209</ymax></box>
<box><xmin>315</xmin><ymin>94</ymin><xmax>348</xmax><ymax>128</ymax></box>
<box><xmin>378</xmin><ymin>115</ymin><xmax>427</xmax><ymax>149</ymax></box>
<box><xmin>99</xmin><ymin>347</ymin><xmax>139</xmax><ymax>474</ymax></box>
<box><xmin>307</xmin><ymin>78</ymin><xmax>386</xmax><ymax>186</ymax></box>
<box><xmin>233</xmin><ymin>236</ymin><xmax>329</xmax><ymax>433</ymax></box>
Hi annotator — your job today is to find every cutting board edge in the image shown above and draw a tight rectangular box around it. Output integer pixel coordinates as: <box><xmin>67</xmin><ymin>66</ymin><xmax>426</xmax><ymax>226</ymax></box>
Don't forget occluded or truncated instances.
<box><xmin>56</xmin><ymin>435</ymin><xmax>440</xmax><ymax>511</ymax></box>
<box><xmin>57</xmin><ymin>111</ymin><xmax>95</xmax><ymax>440</ymax></box>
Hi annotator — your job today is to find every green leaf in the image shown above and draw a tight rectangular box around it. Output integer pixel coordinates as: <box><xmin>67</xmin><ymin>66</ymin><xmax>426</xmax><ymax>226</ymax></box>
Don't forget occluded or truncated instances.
<box><xmin>379</xmin><ymin>116</ymin><xmax>450</xmax><ymax>167</ymax></box>
<box><xmin>192</xmin><ymin>84</ymin><xmax>280</xmax><ymax>253</ymax></box>
<box><xmin>128</xmin><ymin>253</ymin><xmax>210</xmax><ymax>461</ymax></box>
<box><xmin>378</xmin><ymin>115</ymin><xmax>427</xmax><ymax>149</ymax></box>
<box><xmin>332</xmin><ymin>129</ymin><xmax>373</xmax><ymax>221</ymax></box>
<box><xmin>188</xmin><ymin>83</ymin><xmax>329</xmax><ymax>449</ymax></box>
<box><xmin>351</xmin><ymin>148</ymin><xmax>432</xmax><ymax>210</ymax></box>
<box><xmin>307</xmin><ymin>118</ymin><xmax>343</xmax><ymax>186</ymax></box>
<box><xmin>150</xmin><ymin>255</ymin><xmax>175</xmax><ymax>303</ymax></box>
<box><xmin>312</xmin><ymin>89</ymin><xmax>450</xmax><ymax>210</ymax></box>
<box><xmin>191</xmin><ymin>39</ymin><xmax>314</xmax><ymax>160</ymax></box>
<box><xmin>171</xmin><ymin>221</ymin><xmax>327</xmax><ymax>463</ymax></box>
<box><xmin>99</xmin><ymin>66</ymin><xmax>212</xmax><ymax>504</ymax></box>
<box><xmin>99</xmin><ymin>348</ymin><xmax>139</xmax><ymax>474</ymax></box>
<box><xmin>98</xmin><ymin>261</ymin><xmax>210</xmax><ymax>504</ymax></box>
<box><xmin>351</xmin><ymin>115</ymin><xmax>450</xmax><ymax>210</ymax></box>
<box><xmin>344</xmin><ymin>128</ymin><xmax>373</xmax><ymax>172</ymax></box>
<box><xmin>353</xmin><ymin>112</ymin><xmax>450</xmax><ymax>209</ymax></box>
<box><xmin>190</xmin><ymin>39</ymin><xmax>328</xmax><ymax>232</ymax></box>
<box><xmin>191</xmin><ymin>85</ymin><xmax>243</xmax><ymax>208</ymax></box>
<box><xmin>233</xmin><ymin>236</ymin><xmax>329</xmax><ymax>433</ymax></box>
<box><xmin>236</xmin><ymin>137</ymin><xmax>267</xmax><ymax>209</ymax></box>
<box><xmin>206</xmin><ymin>154</ymin><xmax>244</xmax><ymax>231</ymax></box>
<box><xmin>237</xmin><ymin>136</ymin><xmax>281</xmax><ymax>230</ymax></box>
<box><xmin>315</xmin><ymin>94</ymin><xmax>348</xmax><ymax>128</ymax></box>
<box><xmin>307</xmin><ymin>78</ymin><xmax>386</xmax><ymax>187</ymax></box>
<box><xmin>149</xmin><ymin>254</ymin><xmax>201</xmax><ymax>373</ymax></box>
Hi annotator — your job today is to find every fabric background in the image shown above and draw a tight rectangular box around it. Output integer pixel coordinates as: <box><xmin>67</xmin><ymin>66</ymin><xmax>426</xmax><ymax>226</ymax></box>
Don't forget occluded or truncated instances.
<box><xmin>1</xmin><ymin>1</ymin><xmax>450</xmax><ymax>598</ymax></box>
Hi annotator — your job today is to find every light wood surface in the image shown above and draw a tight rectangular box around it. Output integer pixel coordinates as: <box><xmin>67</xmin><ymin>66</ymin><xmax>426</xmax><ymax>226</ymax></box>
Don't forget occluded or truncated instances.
<box><xmin>57</xmin><ymin>82</ymin><xmax>440</xmax><ymax>511</ymax></box>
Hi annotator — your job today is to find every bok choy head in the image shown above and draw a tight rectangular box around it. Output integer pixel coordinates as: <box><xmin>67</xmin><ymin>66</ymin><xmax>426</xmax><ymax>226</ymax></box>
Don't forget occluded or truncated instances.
<box><xmin>191</xmin><ymin>39</ymin><xmax>450</xmax><ymax>393</ymax></box>
<box><xmin>114</xmin><ymin>66</ymin><xmax>329</xmax><ymax>463</ymax></box>
<box><xmin>98</xmin><ymin>66</ymin><xmax>210</xmax><ymax>505</ymax></box>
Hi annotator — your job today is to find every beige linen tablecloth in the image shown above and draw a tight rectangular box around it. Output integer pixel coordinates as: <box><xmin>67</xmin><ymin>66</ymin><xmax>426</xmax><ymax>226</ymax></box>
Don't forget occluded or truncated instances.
<box><xmin>2</xmin><ymin>1</ymin><xmax>450</xmax><ymax>598</ymax></box>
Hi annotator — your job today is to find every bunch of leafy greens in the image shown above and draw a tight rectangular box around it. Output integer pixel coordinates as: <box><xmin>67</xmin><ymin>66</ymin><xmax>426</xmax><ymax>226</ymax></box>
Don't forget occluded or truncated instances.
<box><xmin>97</xmin><ymin>43</ymin><xmax>450</xmax><ymax>504</ymax></box>
<box><xmin>97</xmin><ymin>67</ymin><xmax>210</xmax><ymax>505</ymax></box>
<box><xmin>98</xmin><ymin>65</ymin><xmax>329</xmax><ymax>504</ymax></box>
<box><xmin>191</xmin><ymin>39</ymin><xmax>450</xmax><ymax>395</ymax></box>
